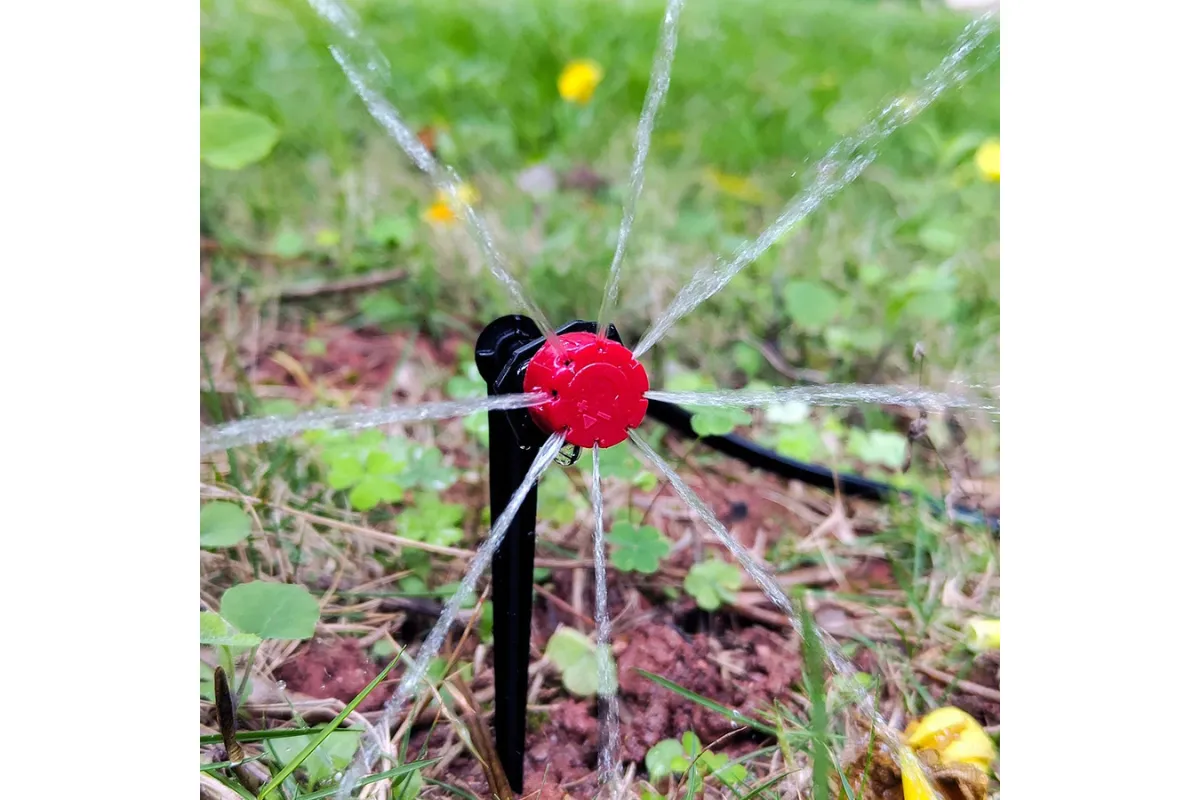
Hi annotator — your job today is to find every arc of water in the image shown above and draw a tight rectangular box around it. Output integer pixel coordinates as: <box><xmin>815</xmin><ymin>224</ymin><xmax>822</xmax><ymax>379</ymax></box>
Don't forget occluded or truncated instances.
<box><xmin>590</xmin><ymin>445</ymin><xmax>621</xmax><ymax>790</ymax></box>
<box><xmin>632</xmin><ymin>12</ymin><xmax>999</xmax><ymax>359</ymax></box>
<box><xmin>334</xmin><ymin>431</ymin><xmax>567</xmax><ymax>800</ymax></box>
<box><xmin>306</xmin><ymin>0</ymin><xmax>563</xmax><ymax>352</ymax></box>
<box><xmin>596</xmin><ymin>0</ymin><xmax>686</xmax><ymax>341</ymax></box>
<box><xmin>645</xmin><ymin>384</ymin><xmax>999</xmax><ymax>415</ymax></box>
<box><xmin>627</xmin><ymin>429</ymin><xmax>949</xmax><ymax>800</ymax></box>
<box><xmin>200</xmin><ymin>393</ymin><xmax>547</xmax><ymax>454</ymax></box>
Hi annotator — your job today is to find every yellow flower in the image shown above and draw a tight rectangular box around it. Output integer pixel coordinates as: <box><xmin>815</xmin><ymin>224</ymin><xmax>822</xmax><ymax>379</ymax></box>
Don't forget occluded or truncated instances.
<box><xmin>974</xmin><ymin>138</ymin><xmax>1000</xmax><ymax>182</ymax></box>
<box><xmin>422</xmin><ymin>183</ymin><xmax>480</xmax><ymax>225</ymax></box>
<box><xmin>899</xmin><ymin>707</ymin><xmax>996</xmax><ymax>800</ymax></box>
<box><xmin>898</xmin><ymin>746</ymin><xmax>940</xmax><ymax>800</ymax></box>
<box><xmin>557</xmin><ymin>59</ymin><xmax>604</xmax><ymax>105</ymax></box>
<box><xmin>703</xmin><ymin>167</ymin><xmax>765</xmax><ymax>205</ymax></box>
<box><xmin>905</xmin><ymin>707</ymin><xmax>997</xmax><ymax>772</ymax></box>
<box><xmin>966</xmin><ymin>617</ymin><xmax>1000</xmax><ymax>652</ymax></box>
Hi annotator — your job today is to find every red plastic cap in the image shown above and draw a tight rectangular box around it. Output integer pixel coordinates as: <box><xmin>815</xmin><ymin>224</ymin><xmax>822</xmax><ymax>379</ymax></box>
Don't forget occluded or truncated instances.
<box><xmin>523</xmin><ymin>332</ymin><xmax>649</xmax><ymax>448</ymax></box>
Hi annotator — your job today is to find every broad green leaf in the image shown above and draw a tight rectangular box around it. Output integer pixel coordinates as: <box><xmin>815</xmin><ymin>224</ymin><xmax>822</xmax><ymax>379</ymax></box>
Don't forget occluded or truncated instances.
<box><xmin>684</xmin><ymin>560</ymin><xmax>742</xmax><ymax>611</ymax></box>
<box><xmin>904</xmin><ymin>291</ymin><xmax>956</xmax><ymax>322</ymax></box>
<box><xmin>776</xmin><ymin>423</ymin><xmax>824</xmax><ymax>461</ymax></box>
<box><xmin>220</xmin><ymin>581</ymin><xmax>318</xmax><ymax>641</ymax></box>
<box><xmin>272</xmin><ymin>230</ymin><xmax>305</xmax><ymax>259</ymax></box>
<box><xmin>577</xmin><ymin>440</ymin><xmax>643</xmax><ymax>481</ymax></box>
<box><xmin>200</xmin><ymin>662</ymin><xmax>216</xmax><ymax>702</ymax></box>
<box><xmin>200</xmin><ymin>611</ymin><xmax>262</xmax><ymax>648</ymax></box>
<box><xmin>607</xmin><ymin>522</ymin><xmax>670</xmax><ymax>574</ymax></box>
<box><xmin>200</xmin><ymin>106</ymin><xmax>280</xmax><ymax>170</ymax></box>
<box><xmin>544</xmin><ymin>626</ymin><xmax>616</xmax><ymax>698</ymax></box>
<box><xmin>700</xmin><ymin>751</ymin><xmax>748</xmax><ymax>786</ymax></box>
<box><xmin>917</xmin><ymin>224</ymin><xmax>961</xmax><ymax>255</ymax></box>
<box><xmin>394</xmin><ymin>773</ymin><xmax>423</xmax><ymax>800</ymax></box>
<box><xmin>325</xmin><ymin>456</ymin><xmax>363</xmax><ymax>491</ymax></box>
<box><xmin>200</xmin><ymin>501</ymin><xmax>252</xmax><ymax>548</ymax></box>
<box><xmin>463</xmin><ymin>412</ymin><xmax>489</xmax><ymax>444</ymax></box>
<box><xmin>671</xmin><ymin>730</ymin><xmax>703</xmax><ymax>773</ymax></box>
<box><xmin>732</xmin><ymin>342</ymin><xmax>764</xmax><ymax>377</ymax></box>
<box><xmin>358</xmin><ymin>292</ymin><xmax>410</xmax><ymax>327</ymax></box>
<box><xmin>349</xmin><ymin>474</ymin><xmax>404</xmax><ymax>511</ymax></box>
<box><xmin>848</xmin><ymin>429</ymin><xmax>908</xmax><ymax>469</ymax></box>
<box><xmin>645</xmin><ymin>738</ymin><xmax>685</xmax><ymax>782</ymax></box>
<box><xmin>267</xmin><ymin>730</ymin><xmax>359</xmax><ymax>787</ymax></box>
<box><xmin>783</xmin><ymin>280</ymin><xmax>839</xmax><ymax>330</ymax></box>
<box><xmin>365</xmin><ymin>450</ymin><xmax>403</xmax><ymax>475</ymax></box>
<box><xmin>690</xmin><ymin>407</ymin><xmax>753</xmax><ymax>437</ymax></box>
<box><xmin>859</xmin><ymin>263</ymin><xmax>888</xmax><ymax>286</ymax></box>
<box><xmin>396</xmin><ymin>493</ymin><xmax>465</xmax><ymax>546</ymax></box>
<box><xmin>369</xmin><ymin>216</ymin><xmax>415</xmax><ymax>247</ymax></box>
<box><xmin>825</xmin><ymin>325</ymin><xmax>885</xmax><ymax>355</ymax></box>
<box><xmin>401</xmin><ymin>447</ymin><xmax>459</xmax><ymax>491</ymax></box>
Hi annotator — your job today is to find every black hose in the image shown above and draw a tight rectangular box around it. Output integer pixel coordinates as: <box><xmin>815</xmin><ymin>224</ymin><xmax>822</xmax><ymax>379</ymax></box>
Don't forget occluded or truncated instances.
<box><xmin>644</xmin><ymin>399</ymin><xmax>999</xmax><ymax>533</ymax></box>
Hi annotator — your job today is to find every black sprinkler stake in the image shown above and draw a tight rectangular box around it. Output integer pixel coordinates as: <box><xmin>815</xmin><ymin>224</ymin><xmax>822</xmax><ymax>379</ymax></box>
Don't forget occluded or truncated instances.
<box><xmin>475</xmin><ymin>316</ymin><xmax>622</xmax><ymax>793</ymax></box>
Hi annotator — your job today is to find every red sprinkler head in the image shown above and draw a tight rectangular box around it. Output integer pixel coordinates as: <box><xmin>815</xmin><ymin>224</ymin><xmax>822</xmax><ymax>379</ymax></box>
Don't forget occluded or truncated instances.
<box><xmin>523</xmin><ymin>331</ymin><xmax>649</xmax><ymax>448</ymax></box>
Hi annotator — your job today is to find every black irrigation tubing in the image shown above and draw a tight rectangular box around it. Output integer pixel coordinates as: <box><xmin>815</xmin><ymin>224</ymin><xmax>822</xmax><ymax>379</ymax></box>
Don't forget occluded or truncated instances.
<box><xmin>644</xmin><ymin>398</ymin><xmax>1000</xmax><ymax>534</ymax></box>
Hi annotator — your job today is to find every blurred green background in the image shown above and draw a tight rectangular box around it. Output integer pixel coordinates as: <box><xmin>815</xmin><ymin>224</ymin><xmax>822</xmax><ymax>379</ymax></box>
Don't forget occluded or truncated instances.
<box><xmin>200</xmin><ymin>0</ymin><xmax>998</xmax><ymax>407</ymax></box>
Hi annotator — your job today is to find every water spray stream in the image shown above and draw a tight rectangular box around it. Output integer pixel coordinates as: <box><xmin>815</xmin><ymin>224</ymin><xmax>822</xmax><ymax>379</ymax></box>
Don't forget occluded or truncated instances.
<box><xmin>200</xmin><ymin>393</ymin><xmax>546</xmax><ymax>455</ymax></box>
<box><xmin>334</xmin><ymin>431</ymin><xmax>566</xmax><ymax>800</ymax></box>
<box><xmin>596</xmin><ymin>0</ymin><xmax>686</xmax><ymax>341</ymax></box>
<box><xmin>590</xmin><ymin>445</ymin><xmax>621</xmax><ymax>790</ymax></box>
<box><xmin>633</xmin><ymin>12</ymin><xmax>998</xmax><ymax>358</ymax></box>
<box><xmin>627</xmin><ymin>429</ymin><xmax>948</xmax><ymax>799</ymax></box>
<box><xmin>306</xmin><ymin>0</ymin><xmax>563</xmax><ymax>352</ymax></box>
<box><xmin>646</xmin><ymin>384</ymin><xmax>999</xmax><ymax>415</ymax></box>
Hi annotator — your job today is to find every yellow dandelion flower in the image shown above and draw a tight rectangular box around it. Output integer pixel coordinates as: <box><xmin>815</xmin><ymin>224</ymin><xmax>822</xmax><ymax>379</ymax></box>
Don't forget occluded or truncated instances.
<box><xmin>703</xmin><ymin>167</ymin><xmax>765</xmax><ymax>205</ymax></box>
<box><xmin>558</xmin><ymin>59</ymin><xmax>604</xmax><ymax>105</ymax></box>
<box><xmin>966</xmin><ymin>617</ymin><xmax>1000</xmax><ymax>652</ymax></box>
<box><xmin>905</xmin><ymin>707</ymin><xmax>997</xmax><ymax>772</ymax></box>
<box><xmin>423</xmin><ymin>202</ymin><xmax>456</xmax><ymax>225</ymax></box>
<box><xmin>975</xmin><ymin>138</ymin><xmax>1000</xmax><ymax>182</ymax></box>
<box><xmin>422</xmin><ymin>183</ymin><xmax>480</xmax><ymax>226</ymax></box>
<box><xmin>898</xmin><ymin>707</ymin><xmax>996</xmax><ymax>800</ymax></box>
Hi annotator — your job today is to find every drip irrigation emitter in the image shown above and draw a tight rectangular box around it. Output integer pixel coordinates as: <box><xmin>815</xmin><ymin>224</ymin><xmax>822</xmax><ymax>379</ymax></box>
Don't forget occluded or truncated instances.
<box><xmin>475</xmin><ymin>315</ymin><xmax>648</xmax><ymax>792</ymax></box>
<box><xmin>475</xmin><ymin>314</ymin><xmax>997</xmax><ymax>793</ymax></box>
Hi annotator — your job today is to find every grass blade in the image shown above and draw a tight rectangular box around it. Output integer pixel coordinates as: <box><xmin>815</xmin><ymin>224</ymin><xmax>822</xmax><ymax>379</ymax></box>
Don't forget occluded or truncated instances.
<box><xmin>257</xmin><ymin>651</ymin><xmax>403</xmax><ymax>799</ymax></box>
<box><xmin>635</xmin><ymin>669</ymin><xmax>776</xmax><ymax>736</ymax></box>
<box><xmin>292</xmin><ymin>759</ymin><xmax>437</xmax><ymax>800</ymax></box>
<box><xmin>424</xmin><ymin>777</ymin><xmax>478</xmax><ymax>800</ymax></box>
<box><xmin>740</xmin><ymin>769</ymin><xmax>798</xmax><ymax>800</ymax></box>
<box><xmin>201</xmin><ymin>728</ymin><xmax>366</xmax><ymax>746</ymax></box>
<box><xmin>799</xmin><ymin>595</ymin><xmax>833</xmax><ymax>800</ymax></box>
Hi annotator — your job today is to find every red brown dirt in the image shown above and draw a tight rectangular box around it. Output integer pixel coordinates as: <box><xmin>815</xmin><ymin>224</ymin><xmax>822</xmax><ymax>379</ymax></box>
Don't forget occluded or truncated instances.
<box><xmin>276</xmin><ymin>637</ymin><xmax>393</xmax><ymax>712</ymax></box>
<box><xmin>614</xmin><ymin>620</ymin><xmax>800</xmax><ymax>763</ymax></box>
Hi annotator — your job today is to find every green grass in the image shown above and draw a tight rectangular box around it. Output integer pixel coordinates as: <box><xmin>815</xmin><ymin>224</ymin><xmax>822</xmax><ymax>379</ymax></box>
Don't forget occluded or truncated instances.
<box><xmin>200</xmin><ymin>0</ymin><xmax>999</xmax><ymax>387</ymax></box>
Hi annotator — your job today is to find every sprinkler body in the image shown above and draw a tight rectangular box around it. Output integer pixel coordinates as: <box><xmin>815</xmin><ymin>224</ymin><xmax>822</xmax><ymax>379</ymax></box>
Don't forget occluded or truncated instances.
<box><xmin>472</xmin><ymin>315</ymin><xmax>997</xmax><ymax>793</ymax></box>
<box><xmin>524</xmin><ymin>331</ymin><xmax>649</xmax><ymax>448</ymax></box>
<box><xmin>475</xmin><ymin>316</ymin><xmax>628</xmax><ymax>794</ymax></box>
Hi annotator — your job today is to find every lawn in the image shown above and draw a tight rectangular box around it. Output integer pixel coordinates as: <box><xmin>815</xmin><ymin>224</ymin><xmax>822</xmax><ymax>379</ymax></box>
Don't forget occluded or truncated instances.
<box><xmin>200</xmin><ymin>0</ymin><xmax>1000</xmax><ymax>797</ymax></box>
